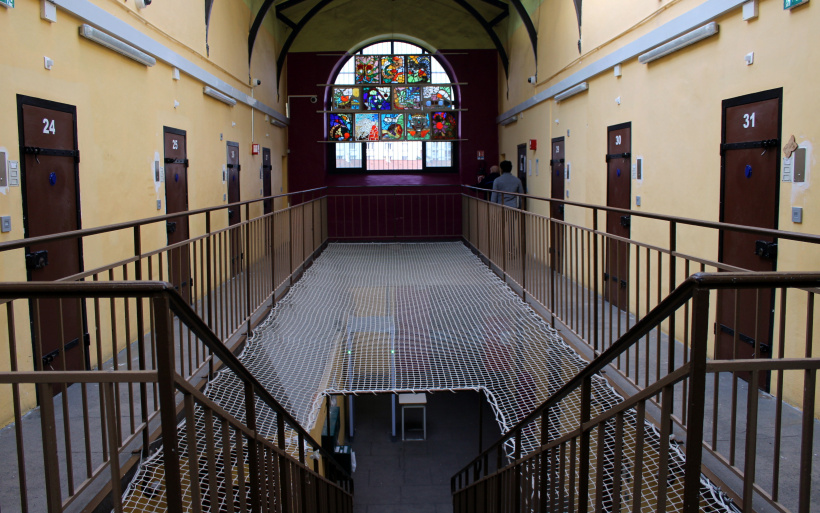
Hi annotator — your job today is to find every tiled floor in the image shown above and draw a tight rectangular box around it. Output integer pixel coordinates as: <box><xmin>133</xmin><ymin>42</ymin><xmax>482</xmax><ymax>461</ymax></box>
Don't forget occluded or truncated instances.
<box><xmin>349</xmin><ymin>391</ymin><xmax>501</xmax><ymax>513</ymax></box>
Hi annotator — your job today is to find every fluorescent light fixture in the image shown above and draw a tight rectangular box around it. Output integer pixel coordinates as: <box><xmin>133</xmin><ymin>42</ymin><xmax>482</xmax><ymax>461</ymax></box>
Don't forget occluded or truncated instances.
<box><xmin>271</xmin><ymin>118</ymin><xmax>287</xmax><ymax>128</ymax></box>
<box><xmin>639</xmin><ymin>22</ymin><xmax>719</xmax><ymax>64</ymax></box>
<box><xmin>78</xmin><ymin>24</ymin><xmax>156</xmax><ymax>66</ymax></box>
<box><xmin>554</xmin><ymin>82</ymin><xmax>588</xmax><ymax>102</ymax></box>
<box><xmin>499</xmin><ymin>115</ymin><xmax>518</xmax><ymax>126</ymax></box>
<box><xmin>203</xmin><ymin>86</ymin><xmax>237</xmax><ymax>106</ymax></box>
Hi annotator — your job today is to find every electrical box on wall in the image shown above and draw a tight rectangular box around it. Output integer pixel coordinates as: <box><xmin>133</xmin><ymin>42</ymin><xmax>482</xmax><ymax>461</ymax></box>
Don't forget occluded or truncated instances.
<box><xmin>251</xmin><ymin>143</ymin><xmax>260</xmax><ymax>155</ymax></box>
<box><xmin>529</xmin><ymin>139</ymin><xmax>537</xmax><ymax>150</ymax></box>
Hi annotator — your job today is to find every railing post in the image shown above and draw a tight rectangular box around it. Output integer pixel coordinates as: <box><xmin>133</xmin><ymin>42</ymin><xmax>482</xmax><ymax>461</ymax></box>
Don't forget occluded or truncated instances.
<box><xmin>133</xmin><ymin>225</ymin><xmax>150</xmax><ymax>457</ymax></box>
<box><xmin>578</xmin><ymin>376</ymin><xmax>592</xmax><ymax>513</ymax></box>
<box><xmin>152</xmin><ymin>294</ymin><xmax>184</xmax><ymax>513</ymax></box>
<box><xmin>668</xmin><ymin>221</ymin><xmax>677</xmax><ymax>423</ymax></box>
<box><xmin>243</xmin><ymin>381</ymin><xmax>261</xmax><ymax>512</ymax></box>
<box><xmin>206</xmin><ymin>212</ymin><xmax>214</xmax><ymax>378</ymax></box>
<box><xmin>245</xmin><ymin>203</ymin><xmax>252</xmax><ymax>339</ymax></box>
<box><xmin>592</xmin><ymin>209</ymin><xmax>600</xmax><ymax>353</ymax></box>
<box><xmin>682</xmin><ymin>287</ymin><xmax>710</xmax><ymax>512</ymax></box>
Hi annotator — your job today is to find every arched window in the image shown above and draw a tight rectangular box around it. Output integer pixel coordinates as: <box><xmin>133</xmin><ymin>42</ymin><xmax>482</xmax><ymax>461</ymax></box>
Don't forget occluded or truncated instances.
<box><xmin>327</xmin><ymin>40</ymin><xmax>458</xmax><ymax>174</ymax></box>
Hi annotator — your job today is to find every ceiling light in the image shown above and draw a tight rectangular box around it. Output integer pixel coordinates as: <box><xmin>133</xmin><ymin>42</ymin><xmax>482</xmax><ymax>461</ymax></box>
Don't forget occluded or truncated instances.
<box><xmin>638</xmin><ymin>22</ymin><xmax>719</xmax><ymax>64</ymax></box>
<box><xmin>203</xmin><ymin>86</ymin><xmax>237</xmax><ymax>106</ymax></box>
<box><xmin>554</xmin><ymin>82</ymin><xmax>588</xmax><ymax>102</ymax></box>
<box><xmin>79</xmin><ymin>24</ymin><xmax>155</xmax><ymax>66</ymax></box>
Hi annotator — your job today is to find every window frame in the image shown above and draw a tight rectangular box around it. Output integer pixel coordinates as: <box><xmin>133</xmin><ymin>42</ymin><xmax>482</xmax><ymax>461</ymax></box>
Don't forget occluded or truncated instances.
<box><xmin>326</xmin><ymin>40</ymin><xmax>459</xmax><ymax>175</ymax></box>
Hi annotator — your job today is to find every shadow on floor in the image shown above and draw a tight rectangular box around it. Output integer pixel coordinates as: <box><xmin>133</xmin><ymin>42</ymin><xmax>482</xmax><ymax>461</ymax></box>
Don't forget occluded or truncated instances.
<box><xmin>349</xmin><ymin>391</ymin><xmax>501</xmax><ymax>513</ymax></box>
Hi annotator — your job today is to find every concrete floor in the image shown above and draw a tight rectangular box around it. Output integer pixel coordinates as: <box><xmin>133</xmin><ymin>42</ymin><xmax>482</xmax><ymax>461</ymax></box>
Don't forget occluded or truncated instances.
<box><xmin>349</xmin><ymin>391</ymin><xmax>500</xmax><ymax>513</ymax></box>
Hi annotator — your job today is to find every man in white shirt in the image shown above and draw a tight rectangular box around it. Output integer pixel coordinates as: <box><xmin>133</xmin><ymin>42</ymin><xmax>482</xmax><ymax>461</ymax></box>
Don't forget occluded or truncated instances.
<box><xmin>490</xmin><ymin>160</ymin><xmax>524</xmax><ymax>208</ymax></box>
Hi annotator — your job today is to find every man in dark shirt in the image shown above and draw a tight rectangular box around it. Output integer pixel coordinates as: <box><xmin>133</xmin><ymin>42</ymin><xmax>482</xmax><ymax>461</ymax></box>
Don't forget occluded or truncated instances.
<box><xmin>490</xmin><ymin>160</ymin><xmax>524</xmax><ymax>208</ymax></box>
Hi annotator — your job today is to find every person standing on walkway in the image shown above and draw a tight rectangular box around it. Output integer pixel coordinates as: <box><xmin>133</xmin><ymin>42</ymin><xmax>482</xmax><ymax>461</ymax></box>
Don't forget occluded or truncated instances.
<box><xmin>490</xmin><ymin>160</ymin><xmax>524</xmax><ymax>208</ymax></box>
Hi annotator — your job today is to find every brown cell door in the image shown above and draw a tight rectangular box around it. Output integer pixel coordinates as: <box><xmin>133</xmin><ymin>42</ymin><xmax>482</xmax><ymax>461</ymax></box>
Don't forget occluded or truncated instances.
<box><xmin>517</xmin><ymin>143</ymin><xmax>527</xmax><ymax>209</ymax></box>
<box><xmin>18</xmin><ymin>96</ymin><xmax>86</xmax><ymax>387</ymax></box>
<box><xmin>605</xmin><ymin>123</ymin><xmax>631</xmax><ymax>309</ymax></box>
<box><xmin>262</xmin><ymin>147</ymin><xmax>273</xmax><ymax>214</ymax></box>
<box><xmin>227</xmin><ymin>142</ymin><xmax>242</xmax><ymax>275</ymax></box>
<box><xmin>717</xmin><ymin>89</ymin><xmax>781</xmax><ymax>390</ymax></box>
<box><xmin>550</xmin><ymin>138</ymin><xmax>565</xmax><ymax>272</ymax></box>
<box><xmin>164</xmin><ymin>128</ymin><xmax>191</xmax><ymax>303</ymax></box>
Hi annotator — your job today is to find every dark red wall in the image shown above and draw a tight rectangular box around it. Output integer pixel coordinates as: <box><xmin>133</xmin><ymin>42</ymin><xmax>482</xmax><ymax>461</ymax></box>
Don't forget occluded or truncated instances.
<box><xmin>286</xmin><ymin>49</ymin><xmax>499</xmax><ymax>192</ymax></box>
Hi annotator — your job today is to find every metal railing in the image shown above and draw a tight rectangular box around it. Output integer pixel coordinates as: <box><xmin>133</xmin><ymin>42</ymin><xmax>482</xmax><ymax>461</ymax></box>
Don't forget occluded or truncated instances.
<box><xmin>451</xmin><ymin>272</ymin><xmax>820</xmax><ymax>513</ymax></box>
<box><xmin>327</xmin><ymin>185</ymin><xmax>462</xmax><ymax>240</ymax></box>
<box><xmin>0</xmin><ymin>189</ymin><xmax>338</xmax><ymax>512</ymax></box>
<box><xmin>0</xmin><ymin>282</ymin><xmax>353</xmax><ymax>512</ymax></box>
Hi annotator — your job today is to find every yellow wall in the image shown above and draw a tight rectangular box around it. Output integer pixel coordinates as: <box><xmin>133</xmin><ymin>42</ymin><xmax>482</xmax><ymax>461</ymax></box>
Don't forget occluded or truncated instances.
<box><xmin>499</xmin><ymin>0</ymin><xmax>820</xmax><ymax>410</ymax></box>
<box><xmin>0</xmin><ymin>0</ymin><xmax>286</xmax><ymax>426</ymax></box>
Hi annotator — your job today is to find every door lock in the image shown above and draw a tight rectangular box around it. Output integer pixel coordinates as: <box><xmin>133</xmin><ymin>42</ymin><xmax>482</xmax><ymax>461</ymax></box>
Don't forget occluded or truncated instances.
<box><xmin>754</xmin><ymin>240</ymin><xmax>777</xmax><ymax>260</ymax></box>
<box><xmin>25</xmin><ymin>250</ymin><xmax>49</xmax><ymax>270</ymax></box>
<box><xmin>620</xmin><ymin>215</ymin><xmax>631</xmax><ymax>229</ymax></box>
<box><xmin>166</xmin><ymin>221</ymin><xmax>177</xmax><ymax>234</ymax></box>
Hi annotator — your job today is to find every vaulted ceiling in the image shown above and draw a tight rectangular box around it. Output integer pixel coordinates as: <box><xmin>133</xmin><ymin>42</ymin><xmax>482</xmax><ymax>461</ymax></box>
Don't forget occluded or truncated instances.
<box><xmin>242</xmin><ymin>0</ymin><xmax>580</xmax><ymax>83</ymax></box>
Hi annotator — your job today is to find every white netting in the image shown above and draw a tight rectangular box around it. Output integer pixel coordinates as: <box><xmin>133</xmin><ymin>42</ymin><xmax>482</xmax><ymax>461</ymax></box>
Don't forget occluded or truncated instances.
<box><xmin>121</xmin><ymin>242</ymin><xmax>739</xmax><ymax>512</ymax></box>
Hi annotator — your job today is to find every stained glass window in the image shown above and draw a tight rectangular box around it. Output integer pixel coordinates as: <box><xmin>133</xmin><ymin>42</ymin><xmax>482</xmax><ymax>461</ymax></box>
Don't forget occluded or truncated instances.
<box><xmin>329</xmin><ymin>40</ymin><xmax>458</xmax><ymax>173</ymax></box>
<box><xmin>329</xmin><ymin>114</ymin><xmax>353</xmax><ymax>141</ymax></box>
<box><xmin>355</xmin><ymin>55</ymin><xmax>380</xmax><ymax>84</ymax></box>
<box><xmin>406</xmin><ymin>113</ymin><xmax>431</xmax><ymax>140</ymax></box>
<box><xmin>380</xmin><ymin>113</ymin><xmax>404</xmax><ymax>140</ymax></box>
<box><xmin>431</xmin><ymin>112</ymin><xmax>457</xmax><ymax>139</ymax></box>
<box><xmin>381</xmin><ymin>55</ymin><xmax>405</xmax><ymax>83</ymax></box>
<box><xmin>363</xmin><ymin>87</ymin><xmax>392</xmax><ymax>110</ymax></box>
<box><xmin>423</xmin><ymin>87</ymin><xmax>453</xmax><ymax>109</ymax></box>
<box><xmin>355</xmin><ymin>113</ymin><xmax>380</xmax><ymax>141</ymax></box>
<box><xmin>331</xmin><ymin>88</ymin><xmax>361</xmax><ymax>110</ymax></box>
<box><xmin>393</xmin><ymin>87</ymin><xmax>421</xmax><ymax>110</ymax></box>
<box><xmin>406</xmin><ymin>55</ymin><xmax>431</xmax><ymax>83</ymax></box>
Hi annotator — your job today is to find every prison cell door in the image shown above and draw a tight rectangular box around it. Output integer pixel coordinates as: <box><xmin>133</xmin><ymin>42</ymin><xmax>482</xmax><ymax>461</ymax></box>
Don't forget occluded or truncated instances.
<box><xmin>262</xmin><ymin>147</ymin><xmax>273</xmax><ymax>214</ymax></box>
<box><xmin>18</xmin><ymin>96</ymin><xmax>87</xmax><ymax>386</ymax></box>
<box><xmin>164</xmin><ymin>127</ymin><xmax>191</xmax><ymax>303</ymax></box>
<box><xmin>517</xmin><ymin>143</ymin><xmax>527</xmax><ymax>210</ymax></box>
<box><xmin>550</xmin><ymin>137</ymin><xmax>565</xmax><ymax>272</ymax></box>
<box><xmin>227</xmin><ymin>142</ymin><xmax>242</xmax><ymax>276</ymax></box>
<box><xmin>605</xmin><ymin>123</ymin><xmax>631</xmax><ymax>309</ymax></box>
<box><xmin>717</xmin><ymin>90</ymin><xmax>780</xmax><ymax>390</ymax></box>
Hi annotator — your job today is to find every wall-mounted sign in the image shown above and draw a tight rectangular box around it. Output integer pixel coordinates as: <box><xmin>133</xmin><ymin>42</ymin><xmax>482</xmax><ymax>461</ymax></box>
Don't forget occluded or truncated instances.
<box><xmin>251</xmin><ymin>143</ymin><xmax>260</xmax><ymax>155</ymax></box>
<box><xmin>0</xmin><ymin>0</ymin><xmax>15</xmax><ymax>7</ymax></box>
<box><xmin>784</xmin><ymin>0</ymin><xmax>808</xmax><ymax>9</ymax></box>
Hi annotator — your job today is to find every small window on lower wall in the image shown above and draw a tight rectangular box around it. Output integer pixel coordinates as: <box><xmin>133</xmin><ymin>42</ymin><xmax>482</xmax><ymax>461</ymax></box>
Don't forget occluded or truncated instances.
<box><xmin>335</xmin><ymin>143</ymin><xmax>363</xmax><ymax>168</ymax></box>
<box><xmin>426</xmin><ymin>141</ymin><xmax>452</xmax><ymax>167</ymax></box>
<box><xmin>329</xmin><ymin>141</ymin><xmax>455</xmax><ymax>173</ymax></box>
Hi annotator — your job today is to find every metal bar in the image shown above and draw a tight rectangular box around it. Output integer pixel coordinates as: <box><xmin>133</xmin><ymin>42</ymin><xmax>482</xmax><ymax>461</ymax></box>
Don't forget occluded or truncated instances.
<box><xmin>682</xmin><ymin>287</ymin><xmax>710</xmax><ymax>512</ymax></box>
<box><xmin>104</xmin><ymin>381</ymin><xmax>124</xmax><ymax>513</ymax></box>
<box><xmin>153</xmin><ymin>294</ymin><xmax>184</xmax><ymax>512</ymax></box>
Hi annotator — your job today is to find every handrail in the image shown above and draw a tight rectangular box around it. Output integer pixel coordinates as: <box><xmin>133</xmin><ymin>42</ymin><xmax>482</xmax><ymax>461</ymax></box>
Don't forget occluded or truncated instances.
<box><xmin>452</xmin><ymin>271</ymin><xmax>820</xmax><ymax>478</ymax></box>
<box><xmin>0</xmin><ymin>186</ymin><xmax>328</xmax><ymax>252</ymax></box>
<box><xmin>463</xmin><ymin>184</ymin><xmax>820</xmax><ymax>244</ymax></box>
<box><xmin>0</xmin><ymin>280</ymin><xmax>353</xmax><ymax>481</ymax></box>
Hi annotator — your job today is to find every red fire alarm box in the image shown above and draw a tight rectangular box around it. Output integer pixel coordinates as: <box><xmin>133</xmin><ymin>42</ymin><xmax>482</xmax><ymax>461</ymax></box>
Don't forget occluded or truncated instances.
<box><xmin>251</xmin><ymin>143</ymin><xmax>260</xmax><ymax>155</ymax></box>
<box><xmin>529</xmin><ymin>139</ymin><xmax>537</xmax><ymax>150</ymax></box>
